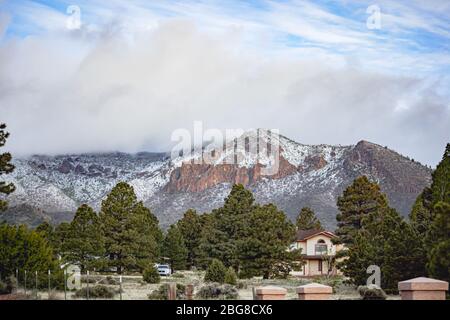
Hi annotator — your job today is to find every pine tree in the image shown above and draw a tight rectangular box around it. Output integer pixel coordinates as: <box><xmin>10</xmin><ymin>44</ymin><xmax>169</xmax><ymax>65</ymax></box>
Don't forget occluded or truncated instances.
<box><xmin>295</xmin><ymin>207</ymin><xmax>322</xmax><ymax>230</ymax></box>
<box><xmin>335</xmin><ymin>176</ymin><xmax>389</xmax><ymax>246</ymax></box>
<box><xmin>99</xmin><ymin>182</ymin><xmax>162</xmax><ymax>273</ymax></box>
<box><xmin>62</xmin><ymin>204</ymin><xmax>105</xmax><ymax>272</ymax></box>
<box><xmin>0</xmin><ymin>223</ymin><xmax>59</xmax><ymax>279</ymax></box>
<box><xmin>411</xmin><ymin>144</ymin><xmax>450</xmax><ymax>236</ymax></box>
<box><xmin>204</xmin><ymin>259</ymin><xmax>227</xmax><ymax>283</ymax></box>
<box><xmin>162</xmin><ymin>224</ymin><xmax>188</xmax><ymax>271</ymax></box>
<box><xmin>0</xmin><ymin>124</ymin><xmax>15</xmax><ymax>211</ymax></box>
<box><xmin>177</xmin><ymin>209</ymin><xmax>203</xmax><ymax>268</ymax></box>
<box><xmin>341</xmin><ymin>207</ymin><xmax>426</xmax><ymax>293</ymax></box>
<box><xmin>409</xmin><ymin>189</ymin><xmax>433</xmax><ymax>235</ymax></box>
<box><xmin>199</xmin><ymin>184</ymin><xmax>256</xmax><ymax>269</ymax></box>
<box><xmin>426</xmin><ymin>201</ymin><xmax>450</xmax><ymax>283</ymax></box>
<box><xmin>238</xmin><ymin>204</ymin><xmax>302</xmax><ymax>279</ymax></box>
<box><xmin>429</xmin><ymin>144</ymin><xmax>450</xmax><ymax>206</ymax></box>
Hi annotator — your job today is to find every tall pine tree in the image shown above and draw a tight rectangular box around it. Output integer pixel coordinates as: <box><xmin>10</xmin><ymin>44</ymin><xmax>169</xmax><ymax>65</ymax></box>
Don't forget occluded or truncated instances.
<box><xmin>199</xmin><ymin>184</ymin><xmax>256</xmax><ymax>269</ymax></box>
<box><xmin>341</xmin><ymin>207</ymin><xmax>426</xmax><ymax>292</ymax></box>
<box><xmin>100</xmin><ymin>182</ymin><xmax>162</xmax><ymax>273</ymax></box>
<box><xmin>62</xmin><ymin>204</ymin><xmax>105</xmax><ymax>272</ymax></box>
<box><xmin>177</xmin><ymin>209</ymin><xmax>203</xmax><ymax>268</ymax></box>
<box><xmin>162</xmin><ymin>224</ymin><xmax>188</xmax><ymax>271</ymax></box>
<box><xmin>335</xmin><ymin>176</ymin><xmax>388</xmax><ymax>246</ymax></box>
<box><xmin>238</xmin><ymin>204</ymin><xmax>301</xmax><ymax>279</ymax></box>
<box><xmin>295</xmin><ymin>207</ymin><xmax>322</xmax><ymax>231</ymax></box>
<box><xmin>426</xmin><ymin>201</ymin><xmax>450</xmax><ymax>283</ymax></box>
<box><xmin>0</xmin><ymin>123</ymin><xmax>15</xmax><ymax>211</ymax></box>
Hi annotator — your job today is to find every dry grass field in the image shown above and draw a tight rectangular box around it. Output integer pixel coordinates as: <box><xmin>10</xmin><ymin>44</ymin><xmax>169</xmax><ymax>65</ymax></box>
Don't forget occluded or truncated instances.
<box><xmin>13</xmin><ymin>270</ymin><xmax>400</xmax><ymax>300</ymax></box>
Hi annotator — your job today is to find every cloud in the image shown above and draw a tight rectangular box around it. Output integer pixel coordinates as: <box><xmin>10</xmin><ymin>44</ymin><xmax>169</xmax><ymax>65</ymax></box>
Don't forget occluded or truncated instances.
<box><xmin>0</xmin><ymin>12</ymin><xmax>11</xmax><ymax>40</ymax></box>
<box><xmin>0</xmin><ymin>18</ymin><xmax>448</xmax><ymax>167</ymax></box>
<box><xmin>0</xmin><ymin>1</ymin><xmax>448</xmax><ymax>166</ymax></box>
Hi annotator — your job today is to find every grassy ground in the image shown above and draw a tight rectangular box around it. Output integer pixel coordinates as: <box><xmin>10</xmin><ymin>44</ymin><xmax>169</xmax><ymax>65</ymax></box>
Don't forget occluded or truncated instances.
<box><xmin>16</xmin><ymin>270</ymin><xmax>399</xmax><ymax>300</ymax></box>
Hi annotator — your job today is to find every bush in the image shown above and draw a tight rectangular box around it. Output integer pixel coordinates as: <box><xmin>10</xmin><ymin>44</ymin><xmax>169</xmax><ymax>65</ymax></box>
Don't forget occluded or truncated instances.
<box><xmin>143</xmin><ymin>266</ymin><xmax>161</xmax><ymax>284</ymax></box>
<box><xmin>0</xmin><ymin>276</ymin><xmax>17</xmax><ymax>295</ymax></box>
<box><xmin>148</xmin><ymin>283</ymin><xmax>186</xmax><ymax>300</ymax></box>
<box><xmin>224</xmin><ymin>267</ymin><xmax>237</xmax><ymax>285</ymax></box>
<box><xmin>196</xmin><ymin>283</ymin><xmax>238</xmax><ymax>300</ymax></box>
<box><xmin>74</xmin><ymin>285</ymin><xmax>116</xmax><ymax>299</ymax></box>
<box><xmin>204</xmin><ymin>259</ymin><xmax>227</xmax><ymax>283</ymax></box>
<box><xmin>172</xmin><ymin>272</ymin><xmax>185</xmax><ymax>278</ymax></box>
<box><xmin>99</xmin><ymin>276</ymin><xmax>118</xmax><ymax>285</ymax></box>
<box><xmin>357</xmin><ymin>285</ymin><xmax>387</xmax><ymax>300</ymax></box>
<box><xmin>236</xmin><ymin>281</ymin><xmax>246</xmax><ymax>289</ymax></box>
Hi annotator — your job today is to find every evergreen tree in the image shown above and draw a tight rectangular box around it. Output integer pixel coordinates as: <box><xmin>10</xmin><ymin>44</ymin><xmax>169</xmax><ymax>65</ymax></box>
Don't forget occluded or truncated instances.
<box><xmin>341</xmin><ymin>206</ymin><xmax>426</xmax><ymax>293</ymax></box>
<box><xmin>62</xmin><ymin>204</ymin><xmax>104</xmax><ymax>272</ymax></box>
<box><xmin>409</xmin><ymin>189</ymin><xmax>434</xmax><ymax>235</ymax></box>
<box><xmin>162</xmin><ymin>224</ymin><xmax>188</xmax><ymax>271</ymax></box>
<box><xmin>224</xmin><ymin>267</ymin><xmax>237</xmax><ymax>285</ymax></box>
<box><xmin>199</xmin><ymin>184</ymin><xmax>256</xmax><ymax>269</ymax></box>
<box><xmin>0</xmin><ymin>223</ymin><xmax>59</xmax><ymax>279</ymax></box>
<box><xmin>238</xmin><ymin>204</ymin><xmax>302</xmax><ymax>279</ymax></box>
<box><xmin>99</xmin><ymin>182</ymin><xmax>162</xmax><ymax>273</ymax></box>
<box><xmin>429</xmin><ymin>144</ymin><xmax>450</xmax><ymax>206</ymax></box>
<box><xmin>53</xmin><ymin>222</ymin><xmax>71</xmax><ymax>254</ymax></box>
<box><xmin>177</xmin><ymin>209</ymin><xmax>203</xmax><ymax>268</ymax></box>
<box><xmin>0</xmin><ymin>123</ymin><xmax>15</xmax><ymax>211</ymax></box>
<box><xmin>204</xmin><ymin>259</ymin><xmax>227</xmax><ymax>283</ymax></box>
<box><xmin>411</xmin><ymin>144</ymin><xmax>449</xmax><ymax>236</ymax></box>
<box><xmin>335</xmin><ymin>176</ymin><xmax>388</xmax><ymax>246</ymax></box>
<box><xmin>295</xmin><ymin>207</ymin><xmax>322</xmax><ymax>230</ymax></box>
<box><xmin>426</xmin><ymin>201</ymin><xmax>450</xmax><ymax>283</ymax></box>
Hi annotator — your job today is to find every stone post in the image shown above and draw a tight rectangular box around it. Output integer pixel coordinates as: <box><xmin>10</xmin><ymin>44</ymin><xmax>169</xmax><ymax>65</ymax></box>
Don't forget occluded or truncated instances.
<box><xmin>254</xmin><ymin>286</ymin><xmax>287</xmax><ymax>300</ymax></box>
<box><xmin>398</xmin><ymin>277</ymin><xmax>448</xmax><ymax>300</ymax></box>
<box><xmin>186</xmin><ymin>284</ymin><xmax>194</xmax><ymax>300</ymax></box>
<box><xmin>168</xmin><ymin>283</ymin><xmax>177</xmax><ymax>300</ymax></box>
<box><xmin>296</xmin><ymin>283</ymin><xmax>333</xmax><ymax>300</ymax></box>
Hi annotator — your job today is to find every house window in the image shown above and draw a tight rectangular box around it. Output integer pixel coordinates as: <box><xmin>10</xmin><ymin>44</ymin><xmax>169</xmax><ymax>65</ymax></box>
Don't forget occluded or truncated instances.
<box><xmin>318</xmin><ymin>260</ymin><xmax>323</xmax><ymax>272</ymax></box>
<box><xmin>315</xmin><ymin>239</ymin><xmax>328</xmax><ymax>255</ymax></box>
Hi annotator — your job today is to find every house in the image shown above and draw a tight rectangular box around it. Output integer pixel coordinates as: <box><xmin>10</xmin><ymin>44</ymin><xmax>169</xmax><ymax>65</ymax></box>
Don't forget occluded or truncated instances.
<box><xmin>290</xmin><ymin>229</ymin><xmax>343</xmax><ymax>277</ymax></box>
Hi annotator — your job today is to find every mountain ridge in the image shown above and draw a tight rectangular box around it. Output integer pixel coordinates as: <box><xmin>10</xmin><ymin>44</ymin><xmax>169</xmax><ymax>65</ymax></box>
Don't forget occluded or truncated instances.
<box><xmin>0</xmin><ymin>131</ymin><xmax>432</xmax><ymax>229</ymax></box>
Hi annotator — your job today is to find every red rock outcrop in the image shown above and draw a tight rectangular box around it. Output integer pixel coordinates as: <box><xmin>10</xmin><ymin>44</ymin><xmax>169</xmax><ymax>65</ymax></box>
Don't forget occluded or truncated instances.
<box><xmin>165</xmin><ymin>155</ymin><xmax>298</xmax><ymax>192</ymax></box>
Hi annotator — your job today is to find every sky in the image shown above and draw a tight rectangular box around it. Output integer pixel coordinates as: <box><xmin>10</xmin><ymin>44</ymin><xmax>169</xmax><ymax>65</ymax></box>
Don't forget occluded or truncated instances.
<box><xmin>0</xmin><ymin>0</ymin><xmax>449</xmax><ymax>166</ymax></box>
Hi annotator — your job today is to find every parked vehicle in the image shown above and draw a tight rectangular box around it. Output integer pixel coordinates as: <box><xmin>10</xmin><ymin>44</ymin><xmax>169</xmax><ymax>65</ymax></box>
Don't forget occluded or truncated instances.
<box><xmin>154</xmin><ymin>264</ymin><xmax>172</xmax><ymax>276</ymax></box>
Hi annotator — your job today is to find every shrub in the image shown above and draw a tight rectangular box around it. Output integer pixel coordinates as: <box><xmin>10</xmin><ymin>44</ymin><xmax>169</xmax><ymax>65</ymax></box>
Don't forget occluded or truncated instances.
<box><xmin>204</xmin><ymin>259</ymin><xmax>227</xmax><ymax>283</ymax></box>
<box><xmin>0</xmin><ymin>276</ymin><xmax>17</xmax><ymax>295</ymax></box>
<box><xmin>236</xmin><ymin>281</ymin><xmax>246</xmax><ymax>289</ymax></box>
<box><xmin>99</xmin><ymin>276</ymin><xmax>118</xmax><ymax>285</ymax></box>
<box><xmin>196</xmin><ymin>283</ymin><xmax>238</xmax><ymax>300</ymax></box>
<box><xmin>224</xmin><ymin>267</ymin><xmax>237</xmax><ymax>285</ymax></box>
<box><xmin>148</xmin><ymin>283</ymin><xmax>186</xmax><ymax>300</ymax></box>
<box><xmin>172</xmin><ymin>272</ymin><xmax>185</xmax><ymax>278</ymax></box>
<box><xmin>74</xmin><ymin>285</ymin><xmax>116</xmax><ymax>299</ymax></box>
<box><xmin>143</xmin><ymin>266</ymin><xmax>161</xmax><ymax>284</ymax></box>
<box><xmin>357</xmin><ymin>285</ymin><xmax>387</xmax><ymax>300</ymax></box>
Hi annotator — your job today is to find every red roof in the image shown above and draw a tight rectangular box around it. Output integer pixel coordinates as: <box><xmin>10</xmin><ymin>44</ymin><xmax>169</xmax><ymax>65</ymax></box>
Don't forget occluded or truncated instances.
<box><xmin>295</xmin><ymin>229</ymin><xmax>336</xmax><ymax>241</ymax></box>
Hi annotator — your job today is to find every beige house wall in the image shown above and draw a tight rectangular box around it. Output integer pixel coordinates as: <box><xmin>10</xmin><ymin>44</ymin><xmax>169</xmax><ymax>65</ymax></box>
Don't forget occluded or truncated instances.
<box><xmin>291</xmin><ymin>232</ymin><xmax>343</xmax><ymax>277</ymax></box>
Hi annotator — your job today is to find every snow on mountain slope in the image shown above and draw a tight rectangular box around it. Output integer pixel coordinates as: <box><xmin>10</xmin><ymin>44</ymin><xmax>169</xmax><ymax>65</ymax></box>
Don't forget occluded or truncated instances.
<box><xmin>0</xmin><ymin>130</ymin><xmax>432</xmax><ymax>229</ymax></box>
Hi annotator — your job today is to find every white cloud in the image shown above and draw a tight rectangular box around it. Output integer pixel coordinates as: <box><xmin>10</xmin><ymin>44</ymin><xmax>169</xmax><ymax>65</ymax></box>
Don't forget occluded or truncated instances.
<box><xmin>0</xmin><ymin>19</ymin><xmax>448</xmax><ymax>167</ymax></box>
<box><xmin>0</xmin><ymin>1</ymin><xmax>448</xmax><ymax>166</ymax></box>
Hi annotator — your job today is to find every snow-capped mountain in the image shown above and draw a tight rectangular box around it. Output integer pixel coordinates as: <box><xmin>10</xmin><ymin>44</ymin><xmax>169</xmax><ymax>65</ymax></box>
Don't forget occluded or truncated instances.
<box><xmin>1</xmin><ymin>130</ymin><xmax>432</xmax><ymax>229</ymax></box>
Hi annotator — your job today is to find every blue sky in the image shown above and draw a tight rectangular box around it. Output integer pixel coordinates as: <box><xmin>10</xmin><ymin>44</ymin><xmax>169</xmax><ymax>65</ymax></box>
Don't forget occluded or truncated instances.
<box><xmin>0</xmin><ymin>0</ymin><xmax>449</xmax><ymax>165</ymax></box>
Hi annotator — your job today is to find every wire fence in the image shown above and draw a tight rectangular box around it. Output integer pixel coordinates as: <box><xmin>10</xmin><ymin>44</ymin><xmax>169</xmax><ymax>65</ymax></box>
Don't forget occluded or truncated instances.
<box><xmin>1</xmin><ymin>269</ymin><xmax>194</xmax><ymax>300</ymax></box>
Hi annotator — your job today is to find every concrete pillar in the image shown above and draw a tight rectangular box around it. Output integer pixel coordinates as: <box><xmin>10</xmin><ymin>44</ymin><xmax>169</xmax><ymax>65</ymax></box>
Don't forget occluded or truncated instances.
<box><xmin>185</xmin><ymin>284</ymin><xmax>194</xmax><ymax>300</ymax></box>
<box><xmin>398</xmin><ymin>277</ymin><xmax>448</xmax><ymax>300</ymax></box>
<box><xmin>255</xmin><ymin>286</ymin><xmax>287</xmax><ymax>300</ymax></box>
<box><xmin>168</xmin><ymin>283</ymin><xmax>177</xmax><ymax>300</ymax></box>
<box><xmin>296</xmin><ymin>283</ymin><xmax>333</xmax><ymax>300</ymax></box>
